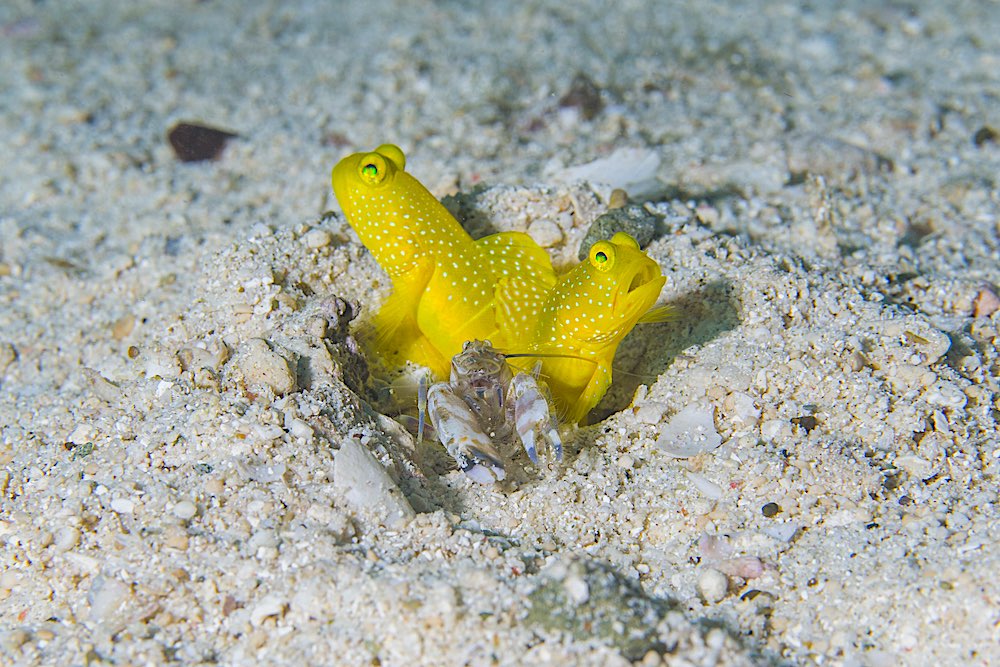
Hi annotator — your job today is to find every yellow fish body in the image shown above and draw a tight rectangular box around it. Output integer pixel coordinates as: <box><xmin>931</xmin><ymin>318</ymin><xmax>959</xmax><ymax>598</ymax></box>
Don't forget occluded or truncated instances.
<box><xmin>503</xmin><ymin>232</ymin><xmax>667</xmax><ymax>424</ymax></box>
<box><xmin>331</xmin><ymin>144</ymin><xmax>556</xmax><ymax>377</ymax></box>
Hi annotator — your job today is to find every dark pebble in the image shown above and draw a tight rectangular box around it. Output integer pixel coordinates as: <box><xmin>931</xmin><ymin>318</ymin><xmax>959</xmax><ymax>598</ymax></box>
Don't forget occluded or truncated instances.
<box><xmin>761</xmin><ymin>502</ymin><xmax>781</xmax><ymax>517</ymax></box>
<box><xmin>884</xmin><ymin>473</ymin><xmax>902</xmax><ymax>490</ymax></box>
<box><xmin>790</xmin><ymin>415</ymin><xmax>818</xmax><ymax>434</ymax></box>
<box><xmin>168</xmin><ymin>122</ymin><xmax>238</xmax><ymax>162</ymax></box>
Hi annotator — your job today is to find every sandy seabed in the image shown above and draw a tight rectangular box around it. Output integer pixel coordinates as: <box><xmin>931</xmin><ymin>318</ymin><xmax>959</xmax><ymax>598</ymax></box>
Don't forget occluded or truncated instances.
<box><xmin>1</xmin><ymin>1</ymin><xmax>998</xmax><ymax>665</ymax></box>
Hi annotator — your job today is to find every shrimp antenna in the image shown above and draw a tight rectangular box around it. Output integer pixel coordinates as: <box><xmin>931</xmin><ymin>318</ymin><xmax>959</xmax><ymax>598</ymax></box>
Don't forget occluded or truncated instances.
<box><xmin>500</xmin><ymin>351</ymin><xmax>600</xmax><ymax>379</ymax></box>
<box><xmin>503</xmin><ymin>351</ymin><xmax>597</xmax><ymax>363</ymax></box>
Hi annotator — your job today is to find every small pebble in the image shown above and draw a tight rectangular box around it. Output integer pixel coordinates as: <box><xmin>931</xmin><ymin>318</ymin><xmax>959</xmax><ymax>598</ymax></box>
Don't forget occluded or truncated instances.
<box><xmin>111</xmin><ymin>314</ymin><xmax>135</xmax><ymax>341</ymax></box>
<box><xmin>694</xmin><ymin>204</ymin><xmax>720</xmax><ymax>226</ymax></box>
<box><xmin>760</xmin><ymin>419</ymin><xmax>790</xmax><ymax>440</ymax></box>
<box><xmin>761</xmin><ymin>502</ymin><xmax>781</xmax><ymax>517</ymax></box>
<box><xmin>972</xmin><ymin>285</ymin><xmax>1000</xmax><ymax>317</ymax></box>
<box><xmin>232</xmin><ymin>303</ymin><xmax>254</xmax><ymax>323</ymax></box>
<box><xmin>65</xmin><ymin>552</ymin><xmax>100</xmax><ymax>574</ymax></box>
<box><xmin>177</xmin><ymin>347</ymin><xmax>220</xmax><ymax>373</ymax></box>
<box><xmin>173</xmin><ymin>500</ymin><xmax>197</xmax><ymax>520</ymax></box>
<box><xmin>286</xmin><ymin>417</ymin><xmax>314</xmax><ymax>440</ymax></box>
<box><xmin>303</xmin><ymin>228</ymin><xmax>333</xmax><ymax>249</ymax></box>
<box><xmin>290</xmin><ymin>586</ymin><xmax>323</xmax><ymax>618</ymax></box>
<box><xmin>237</xmin><ymin>338</ymin><xmax>297</xmax><ymax>396</ymax></box>
<box><xmin>563</xmin><ymin>574</ymin><xmax>590</xmax><ymax>605</ymax></box>
<box><xmin>555</xmin><ymin>148</ymin><xmax>662</xmax><ymax>198</ymax></box>
<box><xmin>762</xmin><ymin>523</ymin><xmax>798</xmax><ymax>542</ymax></box>
<box><xmin>697</xmin><ymin>568</ymin><xmax>729</xmax><ymax>604</ymax></box>
<box><xmin>0</xmin><ymin>571</ymin><xmax>19</xmax><ymax>591</ymax></box>
<box><xmin>632</xmin><ymin>400</ymin><xmax>667</xmax><ymax>424</ymax></box>
<box><xmin>110</xmin><ymin>497</ymin><xmax>135</xmax><ymax>514</ymax></box>
<box><xmin>305</xmin><ymin>317</ymin><xmax>329</xmax><ymax>340</ymax></box>
<box><xmin>922</xmin><ymin>381</ymin><xmax>967</xmax><ymax>409</ymax></box>
<box><xmin>718</xmin><ymin>556</ymin><xmax>765</xmax><ymax>579</ymax></box>
<box><xmin>204</xmin><ymin>478</ymin><xmax>225</xmax><ymax>496</ymax></box>
<box><xmin>66</xmin><ymin>424</ymin><xmax>96</xmax><ymax>446</ymax></box>
<box><xmin>895</xmin><ymin>454</ymin><xmax>933</xmax><ymax>479</ymax></box>
<box><xmin>698</xmin><ymin>534</ymin><xmax>734</xmax><ymax>561</ymax></box>
<box><xmin>163</xmin><ymin>525</ymin><xmax>190</xmax><ymax>550</ymax></box>
<box><xmin>53</xmin><ymin>526</ymin><xmax>79</xmax><ymax>552</ymax></box>
<box><xmin>641</xmin><ymin>650</ymin><xmax>662</xmax><ymax>666</ymax></box>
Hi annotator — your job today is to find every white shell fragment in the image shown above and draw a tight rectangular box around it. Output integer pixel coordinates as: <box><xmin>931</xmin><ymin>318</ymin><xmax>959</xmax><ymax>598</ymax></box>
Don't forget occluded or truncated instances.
<box><xmin>333</xmin><ymin>437</ymin><xmax>414</xmax><ymax>528</ymax></box>
<box><xmin>762</xmin><ymin>524</ymin><xmax>799</xmax><ymax>543</ymax></box>
<box><xmin>250</xmin><ymin>593</ymin><xmax>287</xmax><ymax>626</ymax></box>
<box><xmin>549</xmin><ymin>148</ymin><xmax>662</xmax><ymax>198</ymax></box>
<box><xmin>655</xmin><ymin>404</ymin><xmax>723</xmax><ymax>458</ymax></box>
<box><xmin>686</xmin><ymin>471</ymin><xmax>724</xmax><ymax>500</ymax></box>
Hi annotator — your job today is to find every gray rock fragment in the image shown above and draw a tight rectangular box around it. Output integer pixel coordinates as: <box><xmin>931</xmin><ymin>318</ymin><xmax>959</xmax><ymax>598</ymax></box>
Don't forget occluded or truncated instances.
<box><xmin>578</xmin><ymin>196</ymin><xmax>660</xmax><ymax>259</ymax></box>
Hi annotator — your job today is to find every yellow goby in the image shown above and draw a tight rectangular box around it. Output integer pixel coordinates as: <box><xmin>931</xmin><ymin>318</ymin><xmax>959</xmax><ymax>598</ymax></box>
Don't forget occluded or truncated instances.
<box><xmin>331</xmin><ymin>144</ymin><xmax>556</xmax><ymax>377</ymax></box>
<box><xmin>501</xmin><ymin>232</ymin><xmax>668</xmax><ymax>424</ymax></box>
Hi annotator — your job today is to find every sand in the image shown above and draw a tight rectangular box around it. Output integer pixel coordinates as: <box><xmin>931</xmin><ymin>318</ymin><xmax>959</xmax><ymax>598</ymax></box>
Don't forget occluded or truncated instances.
<box><xmin>1</xmin><ymin>1</ymin><xmax>998</xmax><ymax>665</ymax></box>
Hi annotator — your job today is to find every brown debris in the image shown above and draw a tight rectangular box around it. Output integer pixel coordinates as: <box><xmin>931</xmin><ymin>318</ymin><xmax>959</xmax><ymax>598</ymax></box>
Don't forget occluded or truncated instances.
<box><xmin>972</xmin><ymin>125</ymin><xmax>998</xmax><ymax>147</ymax></box>
<box><xmin>558</xmin><ymin>73</ymin><xmax>604</xmax><ymax>121</ymax></box>
<box><xmin>168</xmin><ymin>122</ymin><xmax>238</xmax><ymax>162</ymax></box>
